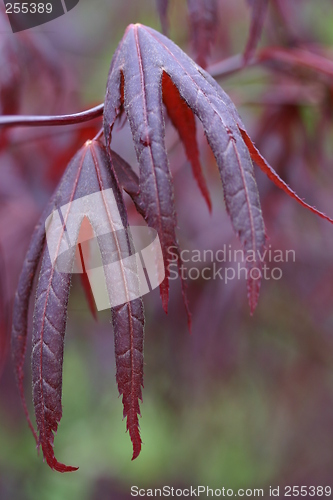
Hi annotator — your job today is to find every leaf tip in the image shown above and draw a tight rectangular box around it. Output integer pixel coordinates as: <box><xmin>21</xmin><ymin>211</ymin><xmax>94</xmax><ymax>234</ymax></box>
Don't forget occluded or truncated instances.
<box><xmin>131</xmin><ymin>445</ymin><xmax>142</xmax><ymax>461</ymax></box>
<box><xmin>46</xmin><ymin>456</ymin><xmax>79</xmax><ymax>473</ymax></box>
<box><xmin>128</xmin><ymin>423</ymin><xmax>142</xmax><ymax>460</ymax></box>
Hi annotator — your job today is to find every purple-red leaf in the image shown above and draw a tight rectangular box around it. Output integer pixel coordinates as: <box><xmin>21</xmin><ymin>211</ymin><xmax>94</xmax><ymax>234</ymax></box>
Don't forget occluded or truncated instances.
<box><xmin>110</xmin><ymin>149</ymin><xmax>193</xmax><ymax>332</ymax></box>
<box><xmin>239</xmin><ymin>127</ymin><xmax>333</xmax><ymax>225</ymax></box>
<box><xmin>104</xmin><ymin>25</ymin><xmax>181</xmax><ymax>313</ymax></box>
<box><xmin>89</xmin><ymin>144</ymin><xmax>145</xmax><ymax>461</ymax></box>
<box><xmin>110</xmin><ymin>149</ymin><xmax>145</xmax><ymax>218</ymax></box>
<box><xmin>104</xmin><ymin>24</ymin><xmax>266</xmax><ymax>313</ymax></box>
<box><xmin>12</xmin><ymin>139</ymin><xmax>145</xmax><ymax>471</ymax></box>
<box><xmin>12</xmin><ymin>195</ymin><xmax>56</xmax><ymax>444</ymax></box>
<box><xmin>162</xmin><ymin>72</ymin><xmax>212</xmax><ymax>212</ymax></box>
<box><xmin>30</xmin><ymin>143</ymin><xmax>101</xmax><ymax>473</ymax></box>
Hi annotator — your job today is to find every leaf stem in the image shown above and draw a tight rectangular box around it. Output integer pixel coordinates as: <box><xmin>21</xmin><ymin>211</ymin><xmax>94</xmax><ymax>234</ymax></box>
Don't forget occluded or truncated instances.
<box><xmin>0</xmin><ymin>54</ymin><xmax>254</xmax><ymax>130</ymax></box>
<box><xmin>2</xmin><ymin>43</ymin><xmax>332</xmax><ymax>130</ymax></box>
<box><xmin>0</xmin><ymin>103</ymin><xmax>104</xmax><ymax>128</ymax></box>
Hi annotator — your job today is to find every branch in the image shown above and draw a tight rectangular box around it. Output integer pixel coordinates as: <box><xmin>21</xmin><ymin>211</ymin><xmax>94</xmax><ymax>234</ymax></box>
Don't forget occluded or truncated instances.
<box><xmin>0</xmin><ymin>103</ymin><xmax>104</xmax><ymax>128</ymax></box>
<box><xmin>0</xmin><ymin>58</ymin><xmax>249</xmax><ymax>130</ymax></box>
<box><xmin>2</xmin><ymin>45</ymin><xmax>329</xmax><ymax>130</ymax></box>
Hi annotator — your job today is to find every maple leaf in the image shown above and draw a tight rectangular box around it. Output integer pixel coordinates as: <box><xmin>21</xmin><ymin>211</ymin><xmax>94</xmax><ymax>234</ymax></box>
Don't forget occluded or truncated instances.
<box><xmin>11</xmin><ymin>20</ymin><xmax>333</xmax><ymax>476</ymax></box>
<box><xmin>111</xmin><ymin>149</ymin><xmax>145</xmax><ymax>218</ymax></box>
<box><xmin>105</xmin><ymin>24</ymin><xmax>333</xmax><ymax>313</ymax></box>
<box><xmin>162</xmin><ymin>72</ymin><xmax>212</xmax><ymax>211</ymax></box>
<box><xmin>104</xmin><ymin>23</ymin><xmax>266</xmax><ymax>313</ymax></box>
<box><xmin>111</xmin><ymin>148</ymin><xmax>192</xmax><ymax>328</ymax></box>
<box><xmin>12</xmin><ymin>140</ymin><xmax>144</xmax><ymax>471</ymax></box>
<box><xmin>239</xmin><ymin>127</ymin><xmax>333</xmax><ymax>225</ymax></box>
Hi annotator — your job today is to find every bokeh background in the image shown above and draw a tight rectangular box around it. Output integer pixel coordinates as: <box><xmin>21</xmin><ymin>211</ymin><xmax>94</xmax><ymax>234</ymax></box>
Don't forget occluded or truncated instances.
<box><xmin>1</xmin><ymin>0</ymin><xmax>333</xmax><ymax>498</ymax></box>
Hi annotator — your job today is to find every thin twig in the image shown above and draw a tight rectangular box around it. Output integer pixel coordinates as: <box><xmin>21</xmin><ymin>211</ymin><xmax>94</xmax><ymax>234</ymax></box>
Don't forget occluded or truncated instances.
<box><xmin>0</xmin><ymin>103</ymin><xmax>104</xmax><ymax>128</ymax></box>
<box><xmin>5</xmin><ymin>45</ymin><xmax>325</xmax><ymax>130</ymax></box>
<box><xmin>0</xmin><ymin>54</ymin><xmax>254</xmax><ymax>130</ymax></box>
<box><xmin>0</xmin><ymin>53</ymin><xmax>259</xmax><ymax>130</ymax></box>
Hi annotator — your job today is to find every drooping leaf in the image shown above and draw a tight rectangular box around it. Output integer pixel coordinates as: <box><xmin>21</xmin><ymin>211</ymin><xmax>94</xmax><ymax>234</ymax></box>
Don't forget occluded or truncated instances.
<box><xmin>110</xmin><ymin>149</ymin><xmax>145</xmax><ymax>218</ymax></box>
<box><xmin>12</xmin><ymin>139</ymin><xmax>145</xmax><ymax>471</ymax></box>
<box><xmin>11</xmin><ymin>194</ymin><xmax>56</xmax><ymax>444</ymax></box>
<box><xmin>187</xmin><ymin>0</ymin><xmax>218</xmax><ymax>68</ymax></box>
<box><xmin>239</xmin><ymin>127</ymin><xmax>333</xmax><ymax>224</ymax></box>
<box><xmin>244</xmin><ymin>0</ymin><xmax>269</xmax><ymax>63</ymax></box>
<box><xmin>162</xmin><ymin>72</ymin><xmax>212</xmax><ymax>211</ymax></box>
<box><xmin>104</xmin><ymin>25</ymin><xmax>182</xmax><ymax>313</ymax></box>
<box><xmin>88</xmin><ymin>143</ymin><xmax>144</xmax><ymax>461</ymax></box>
<box><xmin>111</xmin><ymin>149</ymin><xmax>192</xmax><ymax>331</ymax></box>
<box><xmin>104</xmin><ymin>24</ymin><xmax>266</xmax><ymax>313</ymax></box>
<box><xmin>112</xmin><ymin>149</ymin><xmax>192</xmax><ymax>333</ymax></box>
<box><xmin>111</xmin><ymin>148</ymin><xmax>193</xmax><ymax>331</ymax></box>
<box><xmin>30</xmin><ymin>143</ymin><xmax>101</xmax><ymax>473</ymax></box>
<box><xmin>253</xmin><ymin>99</ymin><xmax>312</xmax><ymax>177</ymax></box>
